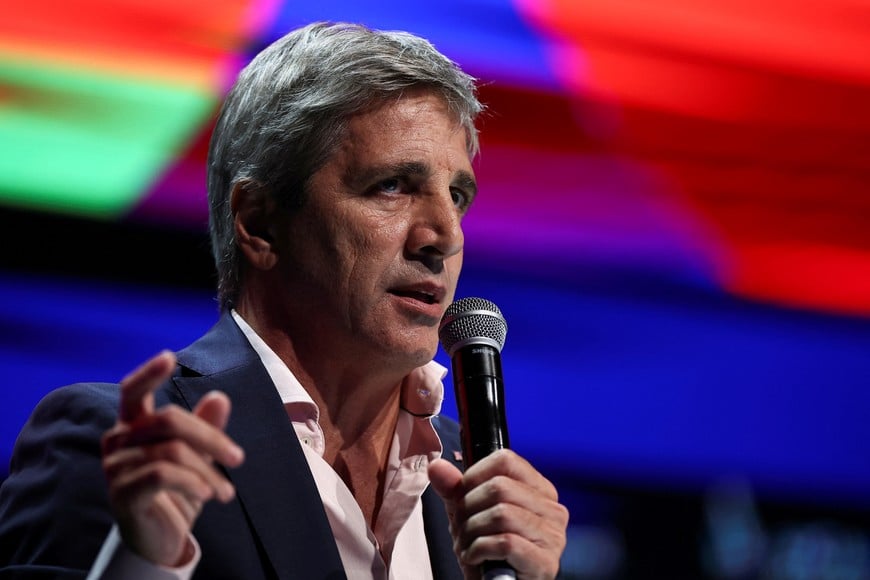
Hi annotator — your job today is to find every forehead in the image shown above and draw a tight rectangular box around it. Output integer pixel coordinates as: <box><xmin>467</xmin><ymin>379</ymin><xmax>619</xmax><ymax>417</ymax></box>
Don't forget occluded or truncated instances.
<box><xmin>337</xmin><ymin>92</ymin><xmax>471</xmax><ymax>164</ymax></box>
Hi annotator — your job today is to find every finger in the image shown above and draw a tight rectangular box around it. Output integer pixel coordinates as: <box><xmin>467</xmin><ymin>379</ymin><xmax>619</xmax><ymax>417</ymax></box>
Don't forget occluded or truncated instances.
<box><xmin>117</xmin><ymin>405</ymin><xmax>244</xmax><ymax>468</ymax></box>
<box><xmin>193</xmin><ymin>390</ymin><xmax>232</xmax><ymax>431</ymax></box>
<box><xmin>101</xmin><ymin>423</ymin><xmax>131</xmax><ymax>456</ymax></box>
<box><xmin>103</xmin><ymin>441</ymin><xmax>237</xmax><ymax>503</ymax></box>
<box><xmin>457</xmin><ymin>498</ymin><xmax>568</xmax><ymax>555</ymax></box>
<box><xmin>462</xmin><ymin>449</ymin><xmax>559</xmax><ymax>501</ymax></box>
<box><xmin>459</xmin><ymin>474</ymin><xmax>566</xmax><ymax>524</ymax></box>
<box><xmin>428</xmin><ymin>458</ymin><xmax>465</xmax><ymax>512</ymax></box>
<box><xmin>462</xmin><ymin>532</ymin><xmax>562</xmax><ymax>579</ymax></box>
<box><xmin>109</xmin><ymin>460</ymin><xmax>218</xmax><ymax>510</ymax></box>
<box><xmin>119</xmin><ymin>351</ymin><xmax>177</xmax><ymax>423</ymax></box>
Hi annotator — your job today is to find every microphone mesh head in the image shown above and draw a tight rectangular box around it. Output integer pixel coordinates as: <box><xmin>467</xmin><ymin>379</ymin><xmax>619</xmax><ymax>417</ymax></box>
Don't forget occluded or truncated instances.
<box><xmin>438</xmin><ymin>297</ymin><xmax>507</xmax><ymax>356</ymax></box>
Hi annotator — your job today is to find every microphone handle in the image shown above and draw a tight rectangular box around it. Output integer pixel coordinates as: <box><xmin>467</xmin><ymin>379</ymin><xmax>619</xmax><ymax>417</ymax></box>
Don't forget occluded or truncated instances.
<box><xmin>452</xmin><ymin>344</ymin><xmax>510</xmax><ymax>462</ymax></box>
<box><xmin>451</xmin><ymin>344</ymin><xmax>515</xmax><ymax>579</ymax></box>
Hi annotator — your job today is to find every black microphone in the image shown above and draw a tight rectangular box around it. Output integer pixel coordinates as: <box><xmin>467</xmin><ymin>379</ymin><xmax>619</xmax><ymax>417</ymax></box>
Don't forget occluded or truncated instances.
<box><xmin>438</xmin><ymin>296</ymin><xmax>516</xmax><ymax>580</ymax></box>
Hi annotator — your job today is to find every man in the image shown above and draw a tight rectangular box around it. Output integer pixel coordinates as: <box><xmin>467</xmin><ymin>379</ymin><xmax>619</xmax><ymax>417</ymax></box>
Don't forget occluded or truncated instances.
<box><xmin>0</xmin><ymin>22</ymin><xmax>569</xmax><ymax>579</ymax></box>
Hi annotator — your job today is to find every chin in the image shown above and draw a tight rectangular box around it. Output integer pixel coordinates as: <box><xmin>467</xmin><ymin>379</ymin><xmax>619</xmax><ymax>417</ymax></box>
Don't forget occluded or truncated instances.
<box><xmin>396</xmin><ymin>343</ymin><xmax>438</xmax><ymax>367</ymax></box>
<box><xmin>390</xmin><ymin>334</ymin><xmax>440</xmax><ymax>368</ymax></box>
<box><xmin>367</xmin><ymin>319</ymin><xmax>440</xmax><ymax>368</ymax></box>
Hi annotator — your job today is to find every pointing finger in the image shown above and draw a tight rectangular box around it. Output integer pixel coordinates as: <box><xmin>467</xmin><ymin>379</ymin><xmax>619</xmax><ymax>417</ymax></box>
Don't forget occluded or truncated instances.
<box><xmin>119</xmin><ymin>351</ymin><xmax>176</xmax><ymax>423</ymax></box>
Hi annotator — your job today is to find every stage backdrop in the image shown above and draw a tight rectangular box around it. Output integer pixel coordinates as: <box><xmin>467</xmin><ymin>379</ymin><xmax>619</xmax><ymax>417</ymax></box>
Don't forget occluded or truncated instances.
<box><xmin>2</xmin><ymin>1</ymin><xmax>869</xmax><ymax>577</ymax></box>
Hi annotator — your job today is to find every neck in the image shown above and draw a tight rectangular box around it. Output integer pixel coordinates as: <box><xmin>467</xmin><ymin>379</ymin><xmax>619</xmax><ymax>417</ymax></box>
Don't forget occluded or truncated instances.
<box><xmin>234</xmin><ymin>298</ymin><xmax>408</xmax><ymax>456</ymax></box>
<box><xmin>237</xmin><ymin>299</ymin><xmax>414</xmax><ymax>529</ymax></box>
<box><xmin>298</xmin><ymin>364</ymin><xmax>402</xmax><ymax>530</ymax></box>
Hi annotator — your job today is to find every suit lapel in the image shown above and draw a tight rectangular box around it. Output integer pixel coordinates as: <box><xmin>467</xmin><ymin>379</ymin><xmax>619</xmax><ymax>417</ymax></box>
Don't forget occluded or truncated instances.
<box><xmin>424</xmin><ymin>416</ymin><xmax>465</xmax><ymax>580</ymax></box>
<box><xmin>173</xmin><ymin>314</ymin><xmax>346</xmax><ymax>580</ymax></box>
<box><xmin>421</xmin><ymin>488</ymin><xmax>463</xmax><ymax>580</ymax></box>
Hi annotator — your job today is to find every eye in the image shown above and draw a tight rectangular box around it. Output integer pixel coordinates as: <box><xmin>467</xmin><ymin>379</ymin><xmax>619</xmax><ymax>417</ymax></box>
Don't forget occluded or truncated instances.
<box><xmin>451</xmin><ymin>188</ymin><xmax>470</xmax><ymax>210</ymax></box>
<box><xmin>378</xmin><ymin>178</ymin><xmax>402</xmax><ymax>194</ymax></box>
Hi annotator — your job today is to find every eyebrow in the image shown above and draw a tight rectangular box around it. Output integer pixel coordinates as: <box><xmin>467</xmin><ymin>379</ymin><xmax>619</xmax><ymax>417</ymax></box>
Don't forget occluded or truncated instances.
<box><xmin>453</xmin><ymin>170</ymin><xmax>478</xmax><ymax>201</ymax></box>
<box><xmin>347</xmin><ymin>161</ymin><xmax>478</xmax><ymax>198</ymax></box>
<box><xmin>349</xmin><ymin>161</ymin><xmax>430</xmax><ymax>186</ymax></box>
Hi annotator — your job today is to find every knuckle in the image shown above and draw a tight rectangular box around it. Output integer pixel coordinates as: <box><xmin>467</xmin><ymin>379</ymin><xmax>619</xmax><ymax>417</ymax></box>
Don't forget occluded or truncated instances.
<box><xmin>490</xmin><ymin>448</ymin><xmax>513</xmax><ymax>467</ymax></box>
<box><xmin>495</xmin><ymin>533</ymin><xmax>516</xmax><ymax>558</ymax></box>
<box><xmin>540</xmin><ymin>473</ymin><xmax>560</xmax><ymax>499</ymax></box>
<box><xmin>554</xmin><ymin>502</ymin><xmax>570</xmax><ymax>526</ymax></box>
<box><xmin>490</xmin><ymin>503</ymin><xmax>511</xmax><ymax>527</ymax></box>
<box><xmin>484</xmin><ymin>476</ymin><xmax>511</xmax><ymax>501</ymax></box>
<box><xmin>143</xmin><ymin>462</ymin><xmax>172</xmax><ymax>486</ymax></box>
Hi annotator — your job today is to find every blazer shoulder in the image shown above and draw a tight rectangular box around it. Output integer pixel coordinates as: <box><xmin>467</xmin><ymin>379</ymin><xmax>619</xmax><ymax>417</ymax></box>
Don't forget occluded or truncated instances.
<box><xmin>0</xmin><ymin>383</ymin><xmax>122</xmax><ymax>574</ymax></box>
<box><xmin>29</xmin><ymin>382</ymin><xmax>121</xmax><ymax>426</ymax></box>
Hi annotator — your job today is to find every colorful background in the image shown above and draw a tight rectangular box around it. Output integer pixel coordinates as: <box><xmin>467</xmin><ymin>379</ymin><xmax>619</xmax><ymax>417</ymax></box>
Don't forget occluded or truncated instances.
<box><xmin>2</xmin><ymin>1</ymin><xmax>869</xmax><ymax>577</ymax></box>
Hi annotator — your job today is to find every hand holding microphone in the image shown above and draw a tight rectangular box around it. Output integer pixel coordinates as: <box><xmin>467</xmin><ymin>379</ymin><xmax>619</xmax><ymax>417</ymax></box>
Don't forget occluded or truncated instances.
<box><xmin>429</xmin><ymin>297</ymin><xmax>569</xmax><ymax>580</ymax></box>
<box><xmin>439</xmin><ymin>297</ymin><xmax>514</xmax><ymax>579</ymax></box>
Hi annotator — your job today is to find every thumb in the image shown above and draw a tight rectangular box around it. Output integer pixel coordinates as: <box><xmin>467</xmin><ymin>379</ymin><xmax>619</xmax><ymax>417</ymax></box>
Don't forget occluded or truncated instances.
<box><xmin>428</xmin><ymin>458</ymin><xmax>464</xmax><ymax>507</ymax></box>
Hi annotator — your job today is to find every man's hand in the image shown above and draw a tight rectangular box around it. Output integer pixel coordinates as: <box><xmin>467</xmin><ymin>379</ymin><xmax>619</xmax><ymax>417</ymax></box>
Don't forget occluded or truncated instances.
<box><xmin>100</xmin><ymin>350</ymin><xmax>245</xmax><ymax>567</ymax></box>
<box><xmin>428</xmin><ymin>449</ymin><xmax>569</xmax><ymax>580</ymax></box>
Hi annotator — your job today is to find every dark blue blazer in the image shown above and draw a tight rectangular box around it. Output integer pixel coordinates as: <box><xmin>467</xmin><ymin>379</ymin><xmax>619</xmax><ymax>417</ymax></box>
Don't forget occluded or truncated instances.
<box><xmin>0</xmin><ymin>313</ymin><xmax>464</xmax><ymax>579</ymax></box>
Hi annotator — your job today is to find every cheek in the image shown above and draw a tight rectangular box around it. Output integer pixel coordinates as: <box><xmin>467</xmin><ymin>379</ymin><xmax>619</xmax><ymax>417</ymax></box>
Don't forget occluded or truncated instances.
<box><xmin>340</xmin><ymin>224</ymin><xmax>397</xmax><ymax>286</ymax></box>
<box><xmin>358</xmin><ymin>218</ymin><xmax>409</xmax><ymax>259</ymax></box>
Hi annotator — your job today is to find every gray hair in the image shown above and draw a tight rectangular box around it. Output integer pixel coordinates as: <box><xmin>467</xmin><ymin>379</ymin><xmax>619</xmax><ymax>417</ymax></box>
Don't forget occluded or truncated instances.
<box><xmin>206</xmin><ymin>21</ymin><xmax>484</xmax><ymax>311</ymax></box>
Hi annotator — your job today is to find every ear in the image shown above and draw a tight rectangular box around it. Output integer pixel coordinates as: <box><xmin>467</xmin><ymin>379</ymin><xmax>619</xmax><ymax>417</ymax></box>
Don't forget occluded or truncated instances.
<box><xmin>231</xmin><ymin>180</ymin><xmax>279</xmax><ymax>271</ymax></box>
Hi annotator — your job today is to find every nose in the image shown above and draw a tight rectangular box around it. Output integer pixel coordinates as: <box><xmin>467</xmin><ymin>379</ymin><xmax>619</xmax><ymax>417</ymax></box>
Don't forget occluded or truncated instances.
<box><xmin>407</xmin><ymin>190</ymin><xmax>464</xmax><ymax>270</ymax></box>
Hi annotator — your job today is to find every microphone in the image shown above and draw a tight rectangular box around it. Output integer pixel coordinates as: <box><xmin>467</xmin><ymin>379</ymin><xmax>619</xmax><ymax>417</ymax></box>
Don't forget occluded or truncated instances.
<box><xmin>438</xmin><ymin>297</ymin><xmax>516</xmax><ymax>580</ymax></box>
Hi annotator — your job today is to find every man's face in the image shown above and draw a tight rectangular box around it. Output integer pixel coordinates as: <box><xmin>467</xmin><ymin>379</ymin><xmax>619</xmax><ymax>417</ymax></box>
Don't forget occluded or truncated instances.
<box><xmin>273</xmin><ymin>91</ymin><xmax>476</xmax><ymax>370</ymax></box>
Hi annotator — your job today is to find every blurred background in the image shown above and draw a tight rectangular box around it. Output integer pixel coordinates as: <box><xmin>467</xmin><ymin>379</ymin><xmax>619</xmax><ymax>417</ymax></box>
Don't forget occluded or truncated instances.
<box><xmin>2</xmin><ymin>1</ymin><xmax>869</xmax><ymax>577</ymax></box>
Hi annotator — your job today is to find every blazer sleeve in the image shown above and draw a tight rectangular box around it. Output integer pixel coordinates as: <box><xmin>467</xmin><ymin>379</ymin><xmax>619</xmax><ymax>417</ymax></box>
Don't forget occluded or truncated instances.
<box><xmin>0</xmin><ymin>383</ymin><xmax>120</xmax><ymax>579</ymax></box>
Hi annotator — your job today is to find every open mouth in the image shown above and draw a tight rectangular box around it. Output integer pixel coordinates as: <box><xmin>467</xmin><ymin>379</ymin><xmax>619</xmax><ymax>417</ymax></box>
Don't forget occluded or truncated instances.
<box><xmin>390</xmin><ymin>290</ymin><xmax>438</xmax><ymax>305</ymax></box>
